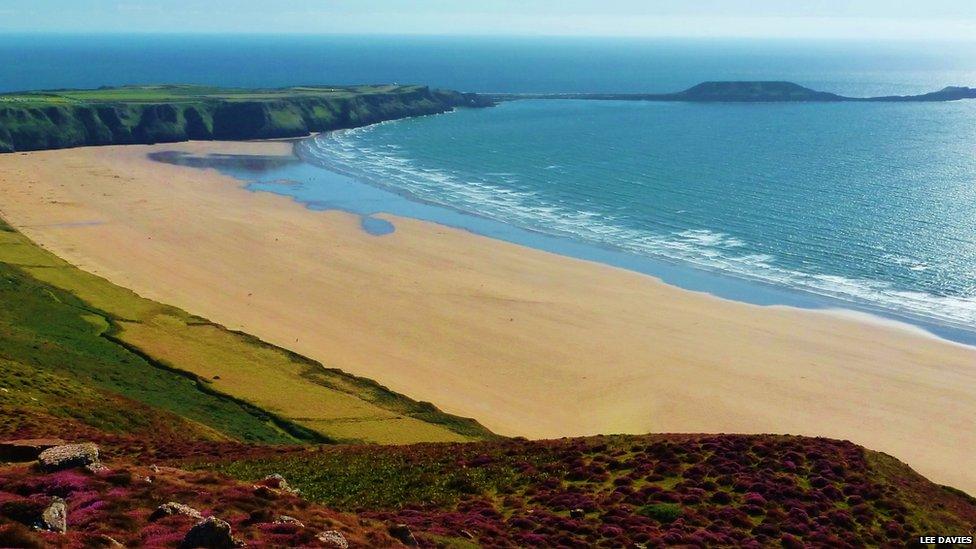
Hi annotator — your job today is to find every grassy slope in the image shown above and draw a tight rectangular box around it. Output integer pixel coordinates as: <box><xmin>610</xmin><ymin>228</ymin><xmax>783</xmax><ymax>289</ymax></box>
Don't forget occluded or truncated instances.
<box><xmin>202</xmin><ymin>434</ymin><xmax>976</xmax><ymax>547</ymax></box>
<box><xmin>2</xmin><ymin>428</ymin><xmax>973</xmax><ymax>547</ymax></box>
<box><xmin>0</xmin><ymin>217</ymin><xmax>493</xmax><ymax>444</ymax></box>
<box><xmin>0</xmin><ymin>84</ymin><xmax>490</xmax><ymax>152</ymax></box>
<box><xmin>1</xmin><ymin>220</ymin><xmax>974</xmax><ymax>546</ymax></box>
<box><xmin>0</xmin><ymin>460</ymin><xmax>404</xmax><ymax>548</ymax></box>
<box><xmin>0</xmin><ymin>221</ymin><xmax>302</xmax><ymax>444</ymax></box>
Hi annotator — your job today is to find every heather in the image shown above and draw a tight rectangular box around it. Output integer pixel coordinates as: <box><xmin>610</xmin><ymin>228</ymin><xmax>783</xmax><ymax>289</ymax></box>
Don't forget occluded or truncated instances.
<box><xmin>1</xmin><ymin>204</ymin><xmax>975</xmax><ymax>547</ymax></box>
<box><xmin>204</xmin><ymin>434</ymin><xmax>976</xmax><ymax>547</ymax></box>
<box><xmin>0</xmin><ymin>460</ymin><xmax>398</xmax><ymax>547</ymax></box>
<box><xmin>2</xmin><ymin>433</ymin><xmax>973</xmax><ymax>547</ymax></box>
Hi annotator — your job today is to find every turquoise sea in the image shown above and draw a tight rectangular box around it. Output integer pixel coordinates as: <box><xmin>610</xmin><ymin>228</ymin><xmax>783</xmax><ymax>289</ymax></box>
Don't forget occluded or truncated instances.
<box><xmin>6</xmin><ymin>34</ymin><xmax>976</xmax><ymax>341</ymax></box>
<box><xmin>295</xmin><ymin>97</ymin><xmax>976</xmax><ymax>341</ymax></box>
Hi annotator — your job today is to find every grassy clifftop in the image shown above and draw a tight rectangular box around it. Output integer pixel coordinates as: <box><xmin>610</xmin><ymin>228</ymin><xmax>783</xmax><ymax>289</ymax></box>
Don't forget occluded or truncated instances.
<box><xmin>0</xmin><ymin>84</ymin><xmax>492</xmax><ymax>152</ymax></box>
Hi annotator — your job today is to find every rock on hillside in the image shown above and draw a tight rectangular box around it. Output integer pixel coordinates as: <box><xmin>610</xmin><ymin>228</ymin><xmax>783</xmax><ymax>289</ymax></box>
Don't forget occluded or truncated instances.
<box><xmin>178</xmin><ymin>516</ymin><xmax>240</xmax><ymax>549</ymax></box>
<box><xmin>0</xmin><ymin>433</ymin><xmax>974</xmax><ymax>547</ymax></box>
<box><xmin>0</xmin><ymin>460</ymin><xmax>401</xmax><ymax>547</ymax></box>
<box><xmin>36</xmin><ymin>443</ymin><xmax>99</xmax><ymax>472</ymax></box>
<box><xmin>150</xmin><ymin>502</ymin><xmax>203</xmax><ymax>522</ymax></box>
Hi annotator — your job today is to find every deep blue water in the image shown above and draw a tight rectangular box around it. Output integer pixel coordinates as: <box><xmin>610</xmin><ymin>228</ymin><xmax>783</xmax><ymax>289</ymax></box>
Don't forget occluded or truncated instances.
<box><xmin>6</xmin><ymin>34</ymin><xmax>976</xmax><ymax>339</ymax></box>
<box><xmin>2</xmin><ymin>34</ymin><xmax>976</xmax><ymax>96</ymax></box>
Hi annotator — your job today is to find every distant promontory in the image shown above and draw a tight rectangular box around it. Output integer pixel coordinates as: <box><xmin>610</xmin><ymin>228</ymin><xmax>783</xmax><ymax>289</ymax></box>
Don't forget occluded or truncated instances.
<box><xmin>488</xmin><ymin>80</ymin><xmax>976</xmax><ymax>103</ymax></box>
<box><xmin>0</xmin><ymin>84</ymin><xmax>492</xmax><ymax>153</ymax></box>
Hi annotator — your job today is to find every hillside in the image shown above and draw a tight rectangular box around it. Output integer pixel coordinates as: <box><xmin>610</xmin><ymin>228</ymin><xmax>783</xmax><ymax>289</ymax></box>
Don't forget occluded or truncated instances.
<box><xmin>203</xmin><ymin>434</ymin><xmax>976</xmax><ymax>547</ymax></box>
<box><xmin>1</xmin><ymin>183</ymin><xmax>975</xmax><ymax>546</ymax></box>
<box><xmin>0</xmin><ymin>85</ymin><xmax>492</xmax><ymax>153</ymax></box>
<box><xmin>0</xmin><ymin>216</ymin><xmax>493</xmax><ymax>445</ymax></box>
<box><xmin>2</xmin><ymin>430</ymin><xmax>974</xmax><ymax>547</ymax></box>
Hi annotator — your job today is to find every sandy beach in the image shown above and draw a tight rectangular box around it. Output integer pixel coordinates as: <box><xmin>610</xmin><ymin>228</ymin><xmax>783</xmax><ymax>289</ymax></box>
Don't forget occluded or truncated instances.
<box><xmin>0</xmin><ymin>141</ymin><xmax>974</xmax><ymax>493</ymax></box>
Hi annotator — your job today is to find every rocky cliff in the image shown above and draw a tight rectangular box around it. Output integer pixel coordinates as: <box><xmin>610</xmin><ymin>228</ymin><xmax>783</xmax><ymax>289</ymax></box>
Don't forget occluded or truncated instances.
<box><xmin>0</xmin><ymin>85</ymin><xmax>492</xmax><ymax>153</ymax></box>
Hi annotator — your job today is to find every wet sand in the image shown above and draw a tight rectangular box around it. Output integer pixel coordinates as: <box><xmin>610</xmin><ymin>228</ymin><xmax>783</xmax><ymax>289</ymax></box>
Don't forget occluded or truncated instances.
<box><xmin>0</xmin><ymin>141</ymin><xmax>974</xmax><ymax>493</ymax></box>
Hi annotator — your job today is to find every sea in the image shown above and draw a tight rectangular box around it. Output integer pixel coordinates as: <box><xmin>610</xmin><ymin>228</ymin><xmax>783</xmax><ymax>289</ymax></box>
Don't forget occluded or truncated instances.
<box><xmin>4</xmin><ymin>34</ymin><xmax>976</xmax><ymax>342</ymax></box>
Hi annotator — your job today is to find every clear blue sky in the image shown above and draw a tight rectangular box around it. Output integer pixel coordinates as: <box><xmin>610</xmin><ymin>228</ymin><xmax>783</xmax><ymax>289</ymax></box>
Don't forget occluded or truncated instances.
<box><xmin>5</xmin><ymin>0</ymin><xmax>976</xmax><ymax>40</ymax></box>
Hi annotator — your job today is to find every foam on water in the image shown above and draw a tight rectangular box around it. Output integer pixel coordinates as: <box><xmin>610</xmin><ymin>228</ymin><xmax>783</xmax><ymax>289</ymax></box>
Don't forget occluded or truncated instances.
<box><xmin>296</xmin><ymin>102</ymin><xmax>976</xmax><ymax>335</ymax></box>
<box><xmin>8</xmin><ymin>33</ymin><xmax>976</xmax><ymax>337</ymax></box>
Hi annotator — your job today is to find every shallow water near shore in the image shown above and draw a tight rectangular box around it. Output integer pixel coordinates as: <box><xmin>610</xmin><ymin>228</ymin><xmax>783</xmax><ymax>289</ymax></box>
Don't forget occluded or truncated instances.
<box><xmin>151</xmin><ymin>134</ymin><xmax>976</xmax><ymax>347</ymax></box>
<box><xmin>9</xmin><ymin>33</ymin><xmax>976</xmax><ymax>343</ymax></box>
<box><xmin>300</xmin><ymin>99</ymin><xmax>976</xmax><ymax>344</ymax></box>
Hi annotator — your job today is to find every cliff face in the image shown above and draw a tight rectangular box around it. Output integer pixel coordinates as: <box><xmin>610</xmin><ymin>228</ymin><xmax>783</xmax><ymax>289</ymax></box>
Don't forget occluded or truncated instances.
<box><xmin>0</xmin><ymin>86</ymin><xmax>491</xmax><ymax>153</ymax></box>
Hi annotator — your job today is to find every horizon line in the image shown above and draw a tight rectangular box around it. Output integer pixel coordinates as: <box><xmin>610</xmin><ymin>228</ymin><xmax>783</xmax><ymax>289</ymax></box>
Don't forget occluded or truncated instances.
<box><xmin>2</xmin><ymin>30</ymin><xmax>976</xmax><ymax>44</ymax></box>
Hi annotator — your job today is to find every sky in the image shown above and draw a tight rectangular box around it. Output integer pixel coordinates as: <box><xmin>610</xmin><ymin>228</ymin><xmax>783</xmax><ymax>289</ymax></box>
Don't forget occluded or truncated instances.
<box><xmin>4</xmin><ymin>0</ymin><xmax>976</xmax><ymax>41</ymax></box>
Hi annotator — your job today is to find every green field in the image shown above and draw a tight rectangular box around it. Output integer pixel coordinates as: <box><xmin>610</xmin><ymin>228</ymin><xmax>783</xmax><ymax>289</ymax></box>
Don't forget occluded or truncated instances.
<box><xmin>1</xmin><ymin>84</ymin><xmax>423</xmax><ymax>103</ymax></box>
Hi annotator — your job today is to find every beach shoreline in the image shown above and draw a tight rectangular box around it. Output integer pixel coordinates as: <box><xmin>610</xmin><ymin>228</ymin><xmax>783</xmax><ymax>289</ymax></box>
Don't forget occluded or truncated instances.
<box><xmin>289</xmin><ymin>128</ymin><xmax>976</xmax><ymax>347</ymax></box>
<box><xmin>1</xmin><ymin>141</ymin><xmax>974</xmax><ymax>493</ymax></box>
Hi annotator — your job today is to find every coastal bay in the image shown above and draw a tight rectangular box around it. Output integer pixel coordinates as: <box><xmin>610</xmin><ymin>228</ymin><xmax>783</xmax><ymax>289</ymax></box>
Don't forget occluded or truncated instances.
<box><xmin>0</xmin><ymin>140</ymin><xmax>974</xmax><ymax>493</ymax></box>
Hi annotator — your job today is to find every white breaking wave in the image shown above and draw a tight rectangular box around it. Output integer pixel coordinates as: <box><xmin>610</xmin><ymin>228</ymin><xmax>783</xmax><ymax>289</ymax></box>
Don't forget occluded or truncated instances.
<box><xmin>297</xmin><ymin>129</ymin><xmax>976</xmax><ymax>331</ymax></box>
